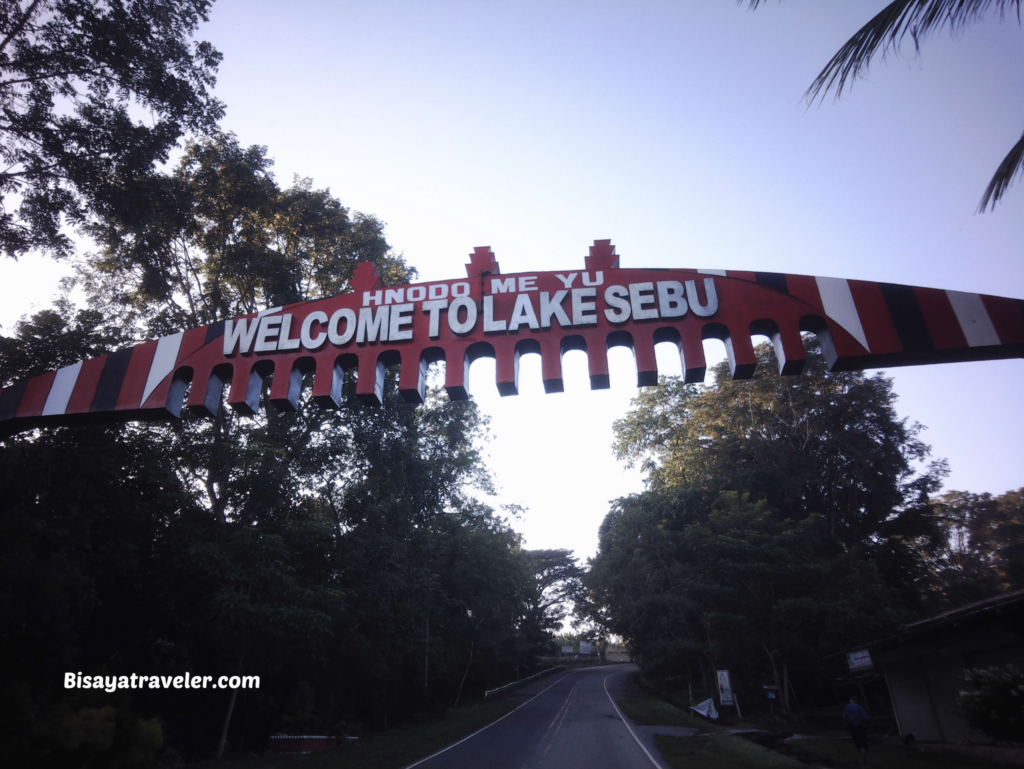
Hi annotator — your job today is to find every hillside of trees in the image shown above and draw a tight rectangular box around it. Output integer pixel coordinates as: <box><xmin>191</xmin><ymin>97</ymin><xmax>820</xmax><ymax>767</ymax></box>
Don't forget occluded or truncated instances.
<box><xmin>583</xmin><ymin>342</ymin><xmax>1024</xmax><ymax>715</ymax></box>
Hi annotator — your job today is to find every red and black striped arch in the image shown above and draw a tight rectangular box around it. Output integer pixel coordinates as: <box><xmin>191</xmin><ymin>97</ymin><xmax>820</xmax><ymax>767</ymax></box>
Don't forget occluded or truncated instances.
<box><xmin>2</xmin><ymin>241</ymin><xmax>1021</xmax><ymax>438</ymax></box>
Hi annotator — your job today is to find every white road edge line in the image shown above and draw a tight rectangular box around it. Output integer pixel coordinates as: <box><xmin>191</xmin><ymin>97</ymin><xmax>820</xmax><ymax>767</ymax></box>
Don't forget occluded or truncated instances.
<box><xmin>603</xmin><ymin>671</ymin><xmax>666</xmax><ymax>769</ymax></box>
<box><xmin>403</xmin><ymin>671</ymin><xmax>575</xmax><ymax>769</ymax></box>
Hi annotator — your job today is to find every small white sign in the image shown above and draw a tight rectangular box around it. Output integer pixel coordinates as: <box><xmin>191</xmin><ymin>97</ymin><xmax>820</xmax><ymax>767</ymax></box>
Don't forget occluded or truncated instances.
<box><xmin>717</xmin><ymin>670</ymin><xmax>734</xmax><ymax>706</ymax></box>
<box><xmin>580</xmin><ymin>641</ymin><xmax>592</xmax><ymax>655</ymax></box>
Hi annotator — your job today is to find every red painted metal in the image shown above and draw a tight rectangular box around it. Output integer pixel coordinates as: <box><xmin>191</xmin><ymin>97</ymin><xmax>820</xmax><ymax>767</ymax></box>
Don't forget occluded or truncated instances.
<box><xmin>1</xmin><ymin>240</ymin><xmax>1022</xmax><ymax>437</ymax></box>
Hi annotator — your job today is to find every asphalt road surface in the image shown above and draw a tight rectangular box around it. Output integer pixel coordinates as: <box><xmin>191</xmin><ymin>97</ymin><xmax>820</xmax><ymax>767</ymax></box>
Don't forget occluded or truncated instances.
<box><xmin>406</xmin><ymin>664</ymin><xmax>666</xmax><ymax>769</ymax></box>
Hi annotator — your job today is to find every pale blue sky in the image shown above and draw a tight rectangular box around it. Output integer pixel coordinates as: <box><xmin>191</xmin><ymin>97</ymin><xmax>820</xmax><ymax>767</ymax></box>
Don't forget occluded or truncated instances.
<box><xmin>2</xmin><ymin>1</ymin><xmax>1022</xmax><ymax>557</ymax></box>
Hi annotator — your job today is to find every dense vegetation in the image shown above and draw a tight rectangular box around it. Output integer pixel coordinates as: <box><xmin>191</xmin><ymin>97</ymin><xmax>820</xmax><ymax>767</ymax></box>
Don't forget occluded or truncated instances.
<box><xmin>0</xmin><ymin>0</ymin><xmax>224</xmax><ymax>260</ymax></box>
<box><xmin>583</xmin><ymin>342</ymin><xmax>1024</xmax><ymax>714</ymax></box>
<box><xmin>0</xmin><ymin>134</ymin><xmax>583</xmax><ymax>766</ymax></box>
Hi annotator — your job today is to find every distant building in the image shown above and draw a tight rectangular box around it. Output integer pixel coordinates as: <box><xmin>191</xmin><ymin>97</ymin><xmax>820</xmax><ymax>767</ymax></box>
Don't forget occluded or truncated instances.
<box><xmin>854</xmin><ymin>589</ymin><xmax>1024</xmax><ymax>743</ymax></box>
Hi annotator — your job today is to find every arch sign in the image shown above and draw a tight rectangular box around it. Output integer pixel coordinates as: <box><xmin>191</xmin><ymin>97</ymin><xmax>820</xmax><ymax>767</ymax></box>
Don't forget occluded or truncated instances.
<box><xmin>1</xmin><ymin>240</ymin><xmax>1022</xmax><ymax>437</ymax></box>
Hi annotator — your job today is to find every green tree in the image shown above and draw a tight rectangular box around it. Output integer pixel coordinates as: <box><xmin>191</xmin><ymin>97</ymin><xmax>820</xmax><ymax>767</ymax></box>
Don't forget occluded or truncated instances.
<box><xmin>612</xmin><ymin>340</ymin><xmax>946</xmax><ymax>600</ymax></box>
<box><xmin>749</xmin><ymin>0</ymin><xmax>1023</xmax><ymax>211</ymax></box>
<box><xmin>0</xmin><ymin>0</ymin><xmax>224</xmax><ymax>259</ymax></box>
<box><xmin>587</xmin><ymin>340</ymin><xmax>947</xmax><ymax>711</ymax></box>
<box><xmin>522</xmin><ymin>549</ymin><xmax>584</xmax><ymax>638</ymax></box>
<box><xmin>959</xmin><ymin>665</ymin><xmax>1024</xmax><ymax>741</ymax></box>
<box><xmin>590</xmin><ymin>491</ymin><xmax>893</xmax><ymax>714</ymax></box>
<box><xmin>932</xmin><ymin>488</ymin><xmax>1024</xmax><ymax>601</ymax></box>
<box><xmin>0</xmin><ymin>135</ymin><xmax>554</xmax><ymax>763</ymax></box>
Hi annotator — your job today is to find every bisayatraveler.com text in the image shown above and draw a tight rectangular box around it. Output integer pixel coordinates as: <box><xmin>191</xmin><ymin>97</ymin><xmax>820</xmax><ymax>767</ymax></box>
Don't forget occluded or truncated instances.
<box><xmin>65</xmin><ymin>673</ymin><xmax>259</xmax><ymax>693</ymax></box>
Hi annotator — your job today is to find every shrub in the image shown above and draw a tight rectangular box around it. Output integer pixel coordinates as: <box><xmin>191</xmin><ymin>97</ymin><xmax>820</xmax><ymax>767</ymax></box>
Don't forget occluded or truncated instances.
<box><xmin>958</xmin><ymin>665</ymin><xmax>1024</xmax><ymax>741</ymax></box>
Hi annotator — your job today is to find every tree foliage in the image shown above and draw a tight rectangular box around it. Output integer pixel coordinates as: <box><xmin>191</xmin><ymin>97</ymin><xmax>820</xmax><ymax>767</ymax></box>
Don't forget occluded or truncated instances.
<box><xmin>0</xmin><ymin>138</ymin><xmax>568</xmax><ymax>765</ymax></box>
<box><xmin>0</xmin><ymin>0</ymin><xmax>224</xmax><ymax>259</ymax></box>
<box><xmin>521</xmin><ymin>549</ymin><xmax>585</xmax><ymax>647</ymax></box>
<box><xmin>959</xmin><ymin>665</ymin><xmax>1024</xmax><ymax>741</ymax></box>
<box><xmin>931</xmin><ymin>488</ymin><xmax>1024</xmax><ymax>602</ymax></box>
<box><xmin>586</xmin><ymin>341</ymin><xmax>950</xmax><ymax>712</ymax></box>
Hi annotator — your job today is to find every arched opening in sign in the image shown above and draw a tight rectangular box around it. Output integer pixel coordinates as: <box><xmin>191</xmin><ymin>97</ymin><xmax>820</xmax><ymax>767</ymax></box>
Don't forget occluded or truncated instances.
<box><xmin>559</xmin><ymin>336</ymin><xmax>589</xmax><ymax>393</ymax></box>
<box><xmin>799</xmin><ymin>314</ymin><xmax>838</xmax><ymax>369</ymax></box>
<box><xmin>653</xmin><ymin>339</ymin><xmax>683</xmax><ymax>379</ymax></box>
<box><xmin>228</xmin><ymin>358</ymin><xmax>275</xmax><ymax>416</ymax></box>
<box><xmin>310</xmin><ymin>352</ymin><xmax>358</xmax><ymax>409</ymax></box>
<box><xmin>605</xmin><ymin>330</ymin><xmax>638</xmax><ymax>388</ymax></box>
<box><xmin>510</xmin><ymin>339</ymin><xmax>542</xmax><ymax>397</ymax></box>
<box><xmin>606</xmin><ymin>344</ymin><xmax>637</xmax><ymax>389</ymax></box>
<box><xmin>459</xmin><ymin>341</ymin><xmax>496</xmax><ymax>400</ymax></box>
<box><xmin>399</xmin><ymin>347</ymin><xmax>446</xmax><ymax>404</ymax></box>
<box><xmin>189</xmin><ymin>361</ymin><xmax>235</xmax><ymax>417</ymax></box>
<box><xmin>166</xmin><ymin>366</ymin><xmax>193</xmax><ymax>418</ymax></box>
<box><xmin>699</xmin><ymin>334</ymin><xmax>728</xmax><ymax>385</ymax></box>
<box><xmin>266</xmin><ymin>356</ymin><xmax>316</xmax><ymax>413</ymax></box>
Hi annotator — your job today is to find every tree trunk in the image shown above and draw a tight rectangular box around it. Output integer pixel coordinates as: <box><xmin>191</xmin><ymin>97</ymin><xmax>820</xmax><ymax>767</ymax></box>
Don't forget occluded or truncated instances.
<box><xmin>763</xmin><ymin>643</ymin><xmax>785</xmax><ymax>714</ymax></box>
<box><xmin>215</xmin><ymin>688</ymin><xmax>239</xmax><ymax>760</ymax></box>
<box><xmin>215</xmin><ymin>643</ymin><xmax>245</xmax><ymax>759</ymax></box>
<box><xmin>782</xmin><ymin>659</ymin><xmax>791</xmax><ymax>716</ymax></box>
<box><xmin>453</xmin><ymin>639</ymin><xmax>474</xmax><ymax>708</ymax></box>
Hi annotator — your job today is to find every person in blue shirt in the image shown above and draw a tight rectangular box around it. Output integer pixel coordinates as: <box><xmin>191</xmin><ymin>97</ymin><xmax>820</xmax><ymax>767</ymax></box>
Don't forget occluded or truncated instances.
<box><xmin>842</xmin><ymin>696</ymin><xmax>871</xmax><ymax>767</ymax></box>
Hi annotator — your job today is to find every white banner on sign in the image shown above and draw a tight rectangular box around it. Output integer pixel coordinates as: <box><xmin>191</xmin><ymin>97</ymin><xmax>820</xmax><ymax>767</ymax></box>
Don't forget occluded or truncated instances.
<box><xmin>717</xmin><ymin>670</ymin><xmax>734</xmax><ymax>706</ymax></box>
<box><xmin>579</xmin><ymin>641</ymin><xmax>592</xmax><ymax>655</ymax></box>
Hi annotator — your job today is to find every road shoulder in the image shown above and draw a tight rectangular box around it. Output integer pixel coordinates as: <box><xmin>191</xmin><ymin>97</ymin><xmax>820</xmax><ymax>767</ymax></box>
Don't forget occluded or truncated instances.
<box><xmin>610</xmin><ymin>673</ymin><xmax>802</xmax><ymax>769</ymax></box>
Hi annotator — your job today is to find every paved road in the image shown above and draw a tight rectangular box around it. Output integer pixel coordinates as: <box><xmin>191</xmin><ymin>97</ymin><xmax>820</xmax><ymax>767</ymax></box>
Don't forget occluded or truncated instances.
<box><xmin>407</xmin><ymin>664</ymin><xmax>665</xmax><ymax>769</ymax></box>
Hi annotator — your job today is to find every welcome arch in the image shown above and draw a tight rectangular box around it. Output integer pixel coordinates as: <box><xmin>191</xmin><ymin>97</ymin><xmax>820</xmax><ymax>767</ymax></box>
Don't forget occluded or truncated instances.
<box><xmin>2</xmin><ymin>240</ymin><xmax>1022</xmax><ymax>437</ymax></box>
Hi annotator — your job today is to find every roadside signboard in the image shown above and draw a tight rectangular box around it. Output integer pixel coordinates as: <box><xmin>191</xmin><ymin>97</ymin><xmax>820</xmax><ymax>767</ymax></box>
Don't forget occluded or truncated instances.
<box><xmin>847</xmin><ymin>649</ymin><xmax>873</xmax><ymax>672</ymax></box>
<box><xmin>717</xmin><ymin>670</ymin><xmax>734</xmax><ymax>706</ymax></box>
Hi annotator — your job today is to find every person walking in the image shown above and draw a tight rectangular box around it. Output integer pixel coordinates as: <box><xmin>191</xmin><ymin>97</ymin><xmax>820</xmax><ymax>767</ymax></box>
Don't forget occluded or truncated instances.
<box><xmin>842</xmin><ymin>695</ymin><xmax>870</xmax><ymax>768</ymax></box>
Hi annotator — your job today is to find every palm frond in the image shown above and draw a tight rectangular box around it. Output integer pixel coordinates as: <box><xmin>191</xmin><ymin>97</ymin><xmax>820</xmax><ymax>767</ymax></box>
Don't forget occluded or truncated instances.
<box><xmin>977</xmin><ymin>128</ymin><xmax>1024</xmax><ymax>211</ymax></box>
<box><xmin>747</xmin><ymin>1</ymin><xmax>1024</xmax><ymax>209</ymax></box>
<box><xmin>803</xmin><ymin>0</ymin><xmax>1021</xmax><ymax>103</ymax></box>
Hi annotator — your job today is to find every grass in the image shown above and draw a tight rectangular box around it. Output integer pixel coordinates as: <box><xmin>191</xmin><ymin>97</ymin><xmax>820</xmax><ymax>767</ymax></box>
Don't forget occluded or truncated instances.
<box><xmin>199</xmin><ymin>700</ymin><xmax>518</xmax><ymax>769</ymax></box>
<box><xmin>616</xmin><ymin>697</ymin><xmax>708</xmax><ymax>730</ymax></box>
<box><xmin>794</xmin><ymin>738</ymin><xmax>1021</xmax><ymax>769</ymax></box>
<box><xmin>618</xmin><ymin>679</ymin><xmax>1021</xmax><ymax>769</ymax></box>
<box><xmin>618</xmin><ymin>686</ymin><xmax>801</xmax><ymax>768</ymax></box>
<box><xmin>656</xmin><ymin>734</ymin><xmax>803</xmax><ymax>768</ymax></box>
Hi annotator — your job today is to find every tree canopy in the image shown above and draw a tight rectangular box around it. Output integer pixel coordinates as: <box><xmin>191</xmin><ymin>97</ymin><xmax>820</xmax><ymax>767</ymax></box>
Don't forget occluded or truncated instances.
<box><xmin>586</xmin><ymin>340</ymin><xmax>953</xmax><ymax>713</ymax></box>
<box><xmin>0</xmin><ymin>0</ymin><xmax>224</xmax><ymax>259</ymax></box>
<box><xmin>0</xmin><ymin>137</ymin><xmax>573</xmax><ymax>765</ymax></box>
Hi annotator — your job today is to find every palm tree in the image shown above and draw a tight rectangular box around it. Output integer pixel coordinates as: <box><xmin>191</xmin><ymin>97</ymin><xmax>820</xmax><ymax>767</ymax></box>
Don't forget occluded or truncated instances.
<box><xmin>751</xmin><ymin>0</ymin><xmax>1023</xmax><ymax>212</ymax></box>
